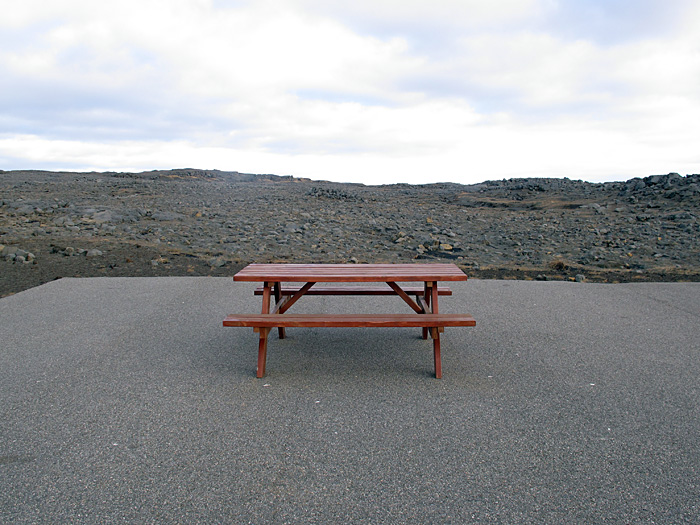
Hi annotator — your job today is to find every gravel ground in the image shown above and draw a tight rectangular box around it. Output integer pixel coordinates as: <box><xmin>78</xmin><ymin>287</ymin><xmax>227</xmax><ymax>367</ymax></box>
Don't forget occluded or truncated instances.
<box><xmin>2</xmin><ymin>169</ymin><xmax>699</xmax><ymax>297</ymax></box>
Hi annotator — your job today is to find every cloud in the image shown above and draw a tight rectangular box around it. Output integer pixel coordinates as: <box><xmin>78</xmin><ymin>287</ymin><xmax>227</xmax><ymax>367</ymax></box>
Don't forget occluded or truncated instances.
<box><xmin>1</xmin><ymin>0</ymin><xmax>699</xmax><ymax>184</ymax></box>
<box><xmin>291</xmin><ymin>0</ymin><xmax>551</xmax><ymax>29</ymax></box>
<box><xmin>541</xmin><ymin>0</ymin><xmax>699</xmax><ymax>44</ymax></box>
<box><xmin>0</xmin><ymin>0</ymin><xmax>420</xmax><ymax>134</ymax></box>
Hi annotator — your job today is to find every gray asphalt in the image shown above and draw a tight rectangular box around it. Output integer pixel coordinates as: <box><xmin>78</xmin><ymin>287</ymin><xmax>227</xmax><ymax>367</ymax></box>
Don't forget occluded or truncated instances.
<box><xmin>1</xmin><ymin>277</ymin><xmax>699</xmax><ymax>523</ymax></box>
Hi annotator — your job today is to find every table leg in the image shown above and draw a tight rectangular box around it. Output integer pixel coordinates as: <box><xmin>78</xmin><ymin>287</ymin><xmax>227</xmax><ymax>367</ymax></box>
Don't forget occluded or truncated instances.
<box><xmin>273</xmin><ymin>282</ymin><xmax>286</xmax><ymax>339</ymax></box>
<box><xmin>431</xmin><ymin>281</ymin><xmax>444</xmax><ymax>332</ymax></box>
<box><xmin>422</xmin><ymin>282</ymin><xmax>430</xmax><ymax>340</ymax></box>
<box><xmin>429</xmin><ymin>281</ymin><xmax>442</xmax><ymax>378</ymax></box>
<box><xmin>257</xmin><ymin>282</ymin><xmax>272</xmax><ymax>377</ymax></box>
<box><xmin>432</xmin><ymin>328</ymin><xmax>442</xmax><ymax>379</ymax></box>
<box><xmin>257</xmin><ymin>328</ymin><xmax>270</xmax><ymax>378</ymax></box>
<box><xmin>261</xmin><ymin>281</ymin><xmax>272</xmax><ymax>314</ymax></box>
<box><xmin>429</xmin><ymin>281</ymin><xmax>439</xmax><ymax>314</ymax></box>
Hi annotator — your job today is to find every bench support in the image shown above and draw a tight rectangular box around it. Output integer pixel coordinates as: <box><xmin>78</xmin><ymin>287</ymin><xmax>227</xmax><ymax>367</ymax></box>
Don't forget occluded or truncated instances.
<box><xmin>256</xmin><ymin>328</ymin><xmax>270</xmax><ymax>378</ymax></box>
<box><xmin>422</xmin><ymin>281</ymin><xmax>443</xmax><ymax>339</ymax></box>
<box><xmin>255</xmin><ymin>325</ymin><xmax>443</xmax><ymax>379</ymax></box>
<box><xmin>431</xmin><ymin>327</ymin><xmax>442</xmax><ymax>379</ymax></box>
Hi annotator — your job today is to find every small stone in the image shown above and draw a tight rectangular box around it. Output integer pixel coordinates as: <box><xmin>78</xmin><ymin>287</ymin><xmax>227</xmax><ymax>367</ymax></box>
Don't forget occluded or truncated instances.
<box><xmin>92</xmin><ymin>211</ymin><xmax>114</xmax><ymax>223</ymax></box>
<box><xmin>575</xmin><ymin>274</ymin><xmax>586</xmax><ymax>282</ymax></box>
<box><xmin>64</xmin><ymin>247</ymin><xmax>75</xmax><ymax>256</ymax></box>
<box><xmin>209</xmin><ymin>256</ymin><xmax>227</xmax><ymax>268</ymax></box>
<box><xmin>86</xmin><ymin>249</ymin><xmax>103</xmax><ymax>258</ymax></box>
<box><xmin>15</xmin><ymin>205</ymin><xmax>35</xmax><ymax>215</ymax></box>
<box><xmin>440</xmin><ymin>243</ymin><xmax>453</xmax><ymax>251</ymax></box>
<box><xmin>151</xmin><ymin>211</ymin><xmax>183</xmax><ymax>221</ymax></box>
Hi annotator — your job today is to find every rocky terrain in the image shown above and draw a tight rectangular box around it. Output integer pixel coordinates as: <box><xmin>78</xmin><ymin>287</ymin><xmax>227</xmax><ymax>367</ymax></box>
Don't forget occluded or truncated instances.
<box><xmin>1</xmin><ymin>168</ymin><xmax>699</xmax><ymax>296</ymax></box>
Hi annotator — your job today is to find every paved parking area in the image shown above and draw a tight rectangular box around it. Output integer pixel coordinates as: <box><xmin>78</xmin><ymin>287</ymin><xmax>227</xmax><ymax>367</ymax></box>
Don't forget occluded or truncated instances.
<box><xmin>1</xmin><ymin>277</ymin><xmax>699</xmax><ymax>523</ymax></box>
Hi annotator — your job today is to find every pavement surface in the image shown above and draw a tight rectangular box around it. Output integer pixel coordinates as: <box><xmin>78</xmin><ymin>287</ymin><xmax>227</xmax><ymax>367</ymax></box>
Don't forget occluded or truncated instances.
<box><xmin>1</xmin><ymin>276</ymin><xmax>699</xmax><ymax>523</ymax></box>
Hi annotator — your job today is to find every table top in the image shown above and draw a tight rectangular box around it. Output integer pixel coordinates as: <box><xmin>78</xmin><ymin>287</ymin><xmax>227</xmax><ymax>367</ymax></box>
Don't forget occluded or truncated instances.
<box><xmin>233</xmin><ymin>263</ymin><xmax>468</xmax><ymax>283</ymax></box>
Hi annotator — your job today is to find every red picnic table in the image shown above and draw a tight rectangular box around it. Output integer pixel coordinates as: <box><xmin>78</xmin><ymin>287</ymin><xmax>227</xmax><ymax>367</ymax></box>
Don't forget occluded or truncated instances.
<box><xmin>223</xmin><ymin>263</ymin><xmax>475</xmax><ymax>378</ymax></box>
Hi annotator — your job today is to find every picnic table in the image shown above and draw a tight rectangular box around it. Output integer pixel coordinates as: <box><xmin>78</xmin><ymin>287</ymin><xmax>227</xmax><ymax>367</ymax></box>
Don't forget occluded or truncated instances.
<box><xmin>223</xmin><ymin>263</ymin><xmax>475</xmax><ymax>378</ymax></box>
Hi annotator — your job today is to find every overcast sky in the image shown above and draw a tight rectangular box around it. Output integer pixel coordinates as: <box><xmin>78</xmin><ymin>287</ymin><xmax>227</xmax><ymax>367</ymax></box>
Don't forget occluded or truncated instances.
<box><xmin>1</xmin><ymin>0</ymin><xmax>699</xmax><ymax>185</ymax></box>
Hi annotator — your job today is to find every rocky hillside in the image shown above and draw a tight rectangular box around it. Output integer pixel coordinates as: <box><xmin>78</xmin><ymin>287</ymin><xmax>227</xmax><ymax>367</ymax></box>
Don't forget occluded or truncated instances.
<box><xmin>1</xmin><ymin>169</ymin><xmax>699</xmax><ymax>296</ymax></box>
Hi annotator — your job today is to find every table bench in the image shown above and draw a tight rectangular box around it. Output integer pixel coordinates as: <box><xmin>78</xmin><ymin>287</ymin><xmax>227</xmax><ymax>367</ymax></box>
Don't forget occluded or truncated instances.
<box><xmin>223</xmin><ymin>263</ymin><xmax>475</xmax><ymax>378</ymax></box>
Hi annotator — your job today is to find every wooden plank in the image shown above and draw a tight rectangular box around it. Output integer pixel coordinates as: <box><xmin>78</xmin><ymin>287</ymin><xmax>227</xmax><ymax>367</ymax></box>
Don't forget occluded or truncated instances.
<box><xmin>223</xmin><ymin>313</ymin><xmax>476</xmax><ymax>328</ymax></box>
<box><xmin>254</xmin><ymin>286</ymin><xmax>453</xmax><ymax>296</ymax></box>
<box><xmin>234</xmin><ymin>263</ymin><xmax>468</xmax><ymax>282</ymax></box>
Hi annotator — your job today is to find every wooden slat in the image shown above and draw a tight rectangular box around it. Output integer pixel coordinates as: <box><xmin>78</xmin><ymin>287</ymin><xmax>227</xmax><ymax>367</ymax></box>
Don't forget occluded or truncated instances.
<box><xmin>234</xmin><ymin>263</ymin><xmax>467</xmax><ymax>282</ymax></box>
<box><xmin>254</xmin><ymin>286</ymin><xmax>453</xmax><ymax>296</ymax></box>
<box><xmin>223</xmin><ymin>313</ymin><xmax>476</xmax><ymax>328</ymax></box>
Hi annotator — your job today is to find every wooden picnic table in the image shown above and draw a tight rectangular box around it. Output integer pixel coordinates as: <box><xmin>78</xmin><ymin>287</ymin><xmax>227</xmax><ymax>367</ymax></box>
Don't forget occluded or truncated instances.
<box><xmin>224</xmin><ymin>263</ymin><xmax>475</xmax><ymax>378</ymax></box>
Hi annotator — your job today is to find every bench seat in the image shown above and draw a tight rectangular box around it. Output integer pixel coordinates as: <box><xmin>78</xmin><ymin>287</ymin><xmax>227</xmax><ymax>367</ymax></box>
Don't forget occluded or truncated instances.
<box><xmin>224</xmin><ymin>314</ymin><xmax>476</xmax><ymax>379</ymax></box>
<box><xmin>224</xmin><ymin>313</ymin><xmax>475</xmax><ymax>379</ymax></box>
<box><xmin>223</xmin><ymin>313</ymin><xmax>474</xmax><ymax>328</ymax></box>
<box><xmin>254</xmin><ymin>286</ymin><xmax>452</xmax><ymax>296</ymax></box>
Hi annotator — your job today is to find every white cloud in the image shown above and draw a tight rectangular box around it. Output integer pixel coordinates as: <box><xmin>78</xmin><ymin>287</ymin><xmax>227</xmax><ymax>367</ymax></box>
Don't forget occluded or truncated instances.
<box><xmin>229</xmin><ymin>96</ymin><xmax>482</xmax><ymax>156</ymax></box>
<box><xmin>449</xmin><ymin>32</ymin><xmax>603</xmax><ymax>108</ymax></box>
<box><xmin>1</xmin><ymin>0</ymin><xmax>699</xmax><ymax>184</ymax></box>
<box><xmin>291</xmin><ymin>0</ymin><xmax>552</xmax><ymax>30</ymax></box>
<box><xmin>610</xmin><ymin>36</ymin><xmax>700</xmax><ymax>100</ymax></box>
